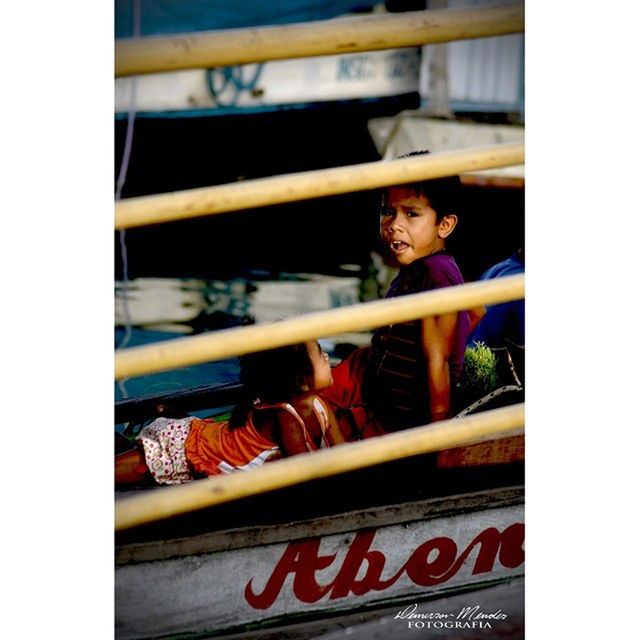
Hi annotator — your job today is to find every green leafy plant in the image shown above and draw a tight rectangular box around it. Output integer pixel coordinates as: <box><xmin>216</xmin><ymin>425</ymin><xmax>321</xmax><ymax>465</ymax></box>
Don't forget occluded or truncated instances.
<box><xmin>461</xmin><ymin>341</ymin><xmax>498</xmax><ymax>397</ymax></box>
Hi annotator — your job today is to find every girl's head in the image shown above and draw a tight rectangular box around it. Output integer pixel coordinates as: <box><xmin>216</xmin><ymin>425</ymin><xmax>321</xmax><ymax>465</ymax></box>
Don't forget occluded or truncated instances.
<box><xmin>239</xmin><ymin>341</ymin><xmax>332</xmax><ymax>405</ymax></box>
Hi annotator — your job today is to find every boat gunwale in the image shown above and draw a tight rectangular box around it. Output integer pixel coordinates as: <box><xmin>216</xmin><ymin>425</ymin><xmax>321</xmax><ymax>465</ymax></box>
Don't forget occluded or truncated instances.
<box><xmin>116</xmin><ymin>485</ymin><xmax>523</xmax><ymax>566</ymax></box>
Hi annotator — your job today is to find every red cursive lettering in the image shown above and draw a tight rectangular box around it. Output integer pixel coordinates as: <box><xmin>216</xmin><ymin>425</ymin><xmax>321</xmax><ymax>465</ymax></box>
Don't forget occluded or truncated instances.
<box><xmin>245</xmin><ymin>538</ymin><xmax>336</xmax><ymax>609</ymax></box>
<box><xmin>403</xmin><ymin>536</ymin><xmax>459</xmax><ymax>586</ymax></box>
<box><xmin>245</xmin><ymin>522</ymin><xmax>524</xmax><ymax>609</ymax></box>
<box><xmin>329</xmin><ymin>529</ymin><xmax>403</xmax><ymax>599</ymax></box>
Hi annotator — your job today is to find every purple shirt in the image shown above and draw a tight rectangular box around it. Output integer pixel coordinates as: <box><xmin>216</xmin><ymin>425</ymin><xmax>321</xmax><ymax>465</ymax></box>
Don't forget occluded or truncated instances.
<box><xmin>369</xmin><ymin>252</ymin><xmax>469</xmax><ymax>428</ymax></box>
<box><xmin>389</xmin><ymin>252</ymin><xmax>469</xmax><ymax>381</ymax></box>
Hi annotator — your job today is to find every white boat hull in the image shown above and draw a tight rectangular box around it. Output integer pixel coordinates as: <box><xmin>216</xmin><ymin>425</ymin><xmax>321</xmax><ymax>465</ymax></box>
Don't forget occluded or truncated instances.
<box><xmin>116</xmin><ymin>487</ymin><xmax>523</xmax><ymax>639</ymax></box>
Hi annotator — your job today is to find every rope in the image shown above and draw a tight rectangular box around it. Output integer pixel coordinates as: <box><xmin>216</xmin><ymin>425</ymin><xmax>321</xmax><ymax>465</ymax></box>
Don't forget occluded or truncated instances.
<box><xmin>115</xmin><ymin>0</ymin><xmax>141</xmax><ymax>397</ymax></box>
<box><xmin>454</xmin><ymin>385</ymin><xmax>523</xmax><ymax>419</ymax></box>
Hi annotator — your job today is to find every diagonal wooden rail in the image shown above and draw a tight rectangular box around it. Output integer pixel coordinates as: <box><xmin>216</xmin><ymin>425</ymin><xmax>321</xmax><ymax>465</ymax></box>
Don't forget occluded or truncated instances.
<box><xmin>115</xmin><ymin>403</ymin><xmax>524</xmax><ymax>530</ymax></box>
<box><xmin>115</xmin><ymin>143</ymin><xmax>524</xmax><ymax>229</ymax></box>
<box><xmin>115</xmin><ymin>274</ymin><xmax>524</xmax><ymax>380</ymax></box>
<box><xmin>115</xmin><ymin>4</ymin><xmax>524</xmax><ymax>77</ymax></box>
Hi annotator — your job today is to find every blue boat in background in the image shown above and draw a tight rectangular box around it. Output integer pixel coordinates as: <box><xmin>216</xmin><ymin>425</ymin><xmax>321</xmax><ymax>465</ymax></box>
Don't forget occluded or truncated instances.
<box><xmin>115</xmin><ymin>0</ymin><xmax>523</xmax><ymax>119</ymax></box>
<box><xmin>115</xmin><ymin>0</ymin><xmax>381</xmax><ymax>36</ymax></box>
<box><xmin>115</xmin><ymin>0</ymin><xmax>423</xmax><ymax>118</ymax></box>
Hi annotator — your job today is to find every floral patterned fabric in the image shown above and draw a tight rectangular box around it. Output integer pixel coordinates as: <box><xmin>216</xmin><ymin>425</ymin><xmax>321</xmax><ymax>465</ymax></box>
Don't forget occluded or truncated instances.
<box><xmin>136</xmin><ymin>417</ymin><xmax>195</xmax><ymax>485</ymax></box>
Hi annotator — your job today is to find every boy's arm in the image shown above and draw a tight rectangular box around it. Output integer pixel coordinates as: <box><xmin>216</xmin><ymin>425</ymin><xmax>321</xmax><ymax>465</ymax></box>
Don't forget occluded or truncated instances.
<box><xmin>421</xmin><ymin>312</ymin><xmax>458</xmax><ymax>422</ymax></box>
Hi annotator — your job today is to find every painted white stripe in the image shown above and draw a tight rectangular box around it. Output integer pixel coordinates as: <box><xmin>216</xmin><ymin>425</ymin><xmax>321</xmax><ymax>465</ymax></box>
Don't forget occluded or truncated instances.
<box><xmin>218</xmin><ymin>447</ymin><xmax>281</xmax><ymax>475</ymax></box>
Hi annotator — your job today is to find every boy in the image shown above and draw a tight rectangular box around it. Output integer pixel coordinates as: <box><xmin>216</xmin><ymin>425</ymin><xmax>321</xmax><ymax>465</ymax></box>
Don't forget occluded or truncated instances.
<box><xmin>322</xmin><ymin>153</ymin><xmax>483</xmax><ymax>434</ymax></box>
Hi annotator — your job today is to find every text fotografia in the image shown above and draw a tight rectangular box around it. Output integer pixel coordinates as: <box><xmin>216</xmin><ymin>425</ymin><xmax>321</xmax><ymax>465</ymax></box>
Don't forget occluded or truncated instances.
<box><xmin>395</xmin><ymin>603</ymin><xmax>507</xmax><ymax>630</ymax></box>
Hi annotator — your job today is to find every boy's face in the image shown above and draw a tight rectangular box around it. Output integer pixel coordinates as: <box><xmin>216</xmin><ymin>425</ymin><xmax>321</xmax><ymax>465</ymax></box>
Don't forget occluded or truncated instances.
<box><xmin>379</xmin><ymin>187</ymin><xmax>457</xmax><ymax>266</ymax></box>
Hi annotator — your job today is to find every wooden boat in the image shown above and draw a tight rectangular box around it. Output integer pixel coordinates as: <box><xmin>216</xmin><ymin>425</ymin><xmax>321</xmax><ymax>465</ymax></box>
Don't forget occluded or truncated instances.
<box><xmin>115</xmin><ymin>383</ymin><xmax>524</xmax><ymax>639</ymax></box>
<box><xmin>114</xmin><ymin>5</ymin><xmax>525</xmax><ymax>637</ymax></box>
<box><xmin>116</xmin><ymin>488</ymin><xmax>523</xmax><ymax>639</ymax></box>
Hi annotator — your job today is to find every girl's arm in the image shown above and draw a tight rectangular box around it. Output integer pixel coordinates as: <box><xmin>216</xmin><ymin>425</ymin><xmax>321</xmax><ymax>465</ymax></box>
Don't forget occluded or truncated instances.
<box><xmin>315</xmin><ymin>395</ymin><xmax>350</xmax><ymax>446</ymax></box>
<box><xmin>272</xmin><ymin>398</ymin><xmax>350</xmax><ymax>457</ymax></box>
<box><xmin>274</xmin><ymin>410</ymin><xmax>312</xmax><ymax>457</ymax></box>
<box><xmin>421</xmin><ymin>312</ymin><xmax>458</xmax><ymax>422</ymax></box>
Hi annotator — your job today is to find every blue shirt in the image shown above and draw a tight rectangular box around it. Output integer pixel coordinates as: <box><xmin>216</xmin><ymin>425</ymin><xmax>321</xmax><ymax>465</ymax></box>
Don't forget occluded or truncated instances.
<box><xmin>468</xmin><ymin>253</ymin><xmax>524</xmax><ymax>348</ymax></box>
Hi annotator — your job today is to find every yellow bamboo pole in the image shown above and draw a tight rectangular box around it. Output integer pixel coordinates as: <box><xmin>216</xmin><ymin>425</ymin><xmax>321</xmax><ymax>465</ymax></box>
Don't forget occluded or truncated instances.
<box><xmin>115</xmin><ymin>403</ymin><xmax>524</xmax><ymax>530</ymax></box>
<box><xmin>115</xmin><ymin>274</ymin><xmax>523</xmax><ymax>380</ymax></box>
<box><xmin>115</xmin><ymin>4</ymin><xmax>524</xmax><ymax>77</ymax></box>
<box><xmin>115</xmin><ymin>143</ymin><xmax>524</xmax><ymax>229</ymax></box>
